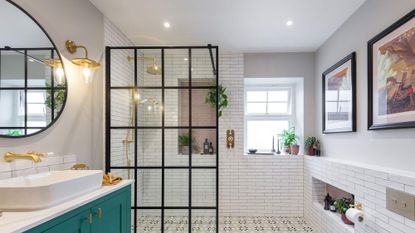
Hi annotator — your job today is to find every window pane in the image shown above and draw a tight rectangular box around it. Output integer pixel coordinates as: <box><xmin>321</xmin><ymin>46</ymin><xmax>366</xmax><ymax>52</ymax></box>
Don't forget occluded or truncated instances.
<box><xmin>268</xmin><ymin>90</ymin><xmax>288</xmax><ymax>102</ymax></box>
<box><xmin>27</xmin><ymin>104</ymin><xmax>46</xmax><ymax>114</ymax></box>
<box><xmin>246</xmin><ymin>91</ymin><xmax>266</xmax><ymax>102</ymax></box>
<box><xmin>268</xmin><ymin>103</ymin><xmax>288</xmax><ymax>114</ymax></box>
<box><xmin>27</xmin><ymin>92</ymin><xmax>45</xmax><ymax>103</ymax></box>
<box><xmin>246</xmin><ymin>103</ymin><xmax>266</xmax><ymax>114</ymax></box>
<box><xmin>246</xmin><ymin>120</ymin><xmax>289</xmax><ymax>151</ymax></box>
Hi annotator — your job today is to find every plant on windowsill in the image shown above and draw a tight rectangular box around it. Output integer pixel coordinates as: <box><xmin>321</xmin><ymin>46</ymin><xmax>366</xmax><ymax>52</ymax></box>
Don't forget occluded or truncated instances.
<box><xmin>304</xmin><ymin>136</ymin><xmax>320</xmax><ymax>156</ymax></box>
<box><xmin>334</xmin><ymin>198</ymin><xmax>354</xmax><ymax>225</ymax></box>
<box><xmin>178</xmin><ymin>134</ymin><xmax>199</xmax><ymax>155</ymax></box>
<box><xmin>205</xmin><ymin>81</ymin><xmax>228</xmax><ymax>118</ymax></box>
<box><xmin>279</xmin><ymin>127</ymin><xmax>299</xmax><ymax>155</ymax></box>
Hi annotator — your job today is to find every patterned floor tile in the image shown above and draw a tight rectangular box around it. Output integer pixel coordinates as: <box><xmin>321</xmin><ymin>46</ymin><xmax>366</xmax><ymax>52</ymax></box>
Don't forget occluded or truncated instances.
<box><xmin>135</xmin><ymin>216</ymin><xmax>314</xmax><ymax>233</ymax></box>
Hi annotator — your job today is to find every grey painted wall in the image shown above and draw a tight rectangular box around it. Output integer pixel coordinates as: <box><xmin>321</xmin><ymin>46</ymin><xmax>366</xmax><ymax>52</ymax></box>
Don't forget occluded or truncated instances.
<box><xmin>244</xmin><ymin>52</ymin><xmax>316</xmax><ymax>138</ymax></box>
<box><xmin>0</xmin><ymin>0</ymin><xmax>104</xmax><ymax>169</ymax></box>
<box><xmin>315</xmin><ymin>0</ymin><xmax>415</xmax><ymax>172</ymax></box>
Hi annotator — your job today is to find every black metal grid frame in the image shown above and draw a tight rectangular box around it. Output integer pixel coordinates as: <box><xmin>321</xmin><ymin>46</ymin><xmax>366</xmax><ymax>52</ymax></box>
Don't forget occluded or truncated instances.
<box><xmin>105</xmin><ymin>45</ymin><xmax>219</xmax><ymax>233</ymax></box>
<box><xmin>0</xmin><ymin>47</ymin><xmax>67</xmax><ymax>137</ymax></box>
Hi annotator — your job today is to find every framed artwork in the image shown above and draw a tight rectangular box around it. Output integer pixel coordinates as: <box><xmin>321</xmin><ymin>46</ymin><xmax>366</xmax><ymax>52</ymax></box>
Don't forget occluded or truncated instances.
<box><xmin>368</xmin><ymin>9</ymin><xmax>415</xmax><ymax>130</ymax></box>
<box><xmin>322</xmin><ymin>52</ymin><xmax>356</xmax><ymax>134</ymax></box>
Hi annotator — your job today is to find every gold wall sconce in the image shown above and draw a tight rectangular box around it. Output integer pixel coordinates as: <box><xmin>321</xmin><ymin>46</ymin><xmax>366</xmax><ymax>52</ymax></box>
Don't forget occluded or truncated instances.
<box><xmin>65</xmin><ymin>40</ymin><xmax>101</xmax><ymax>83</ymax></box>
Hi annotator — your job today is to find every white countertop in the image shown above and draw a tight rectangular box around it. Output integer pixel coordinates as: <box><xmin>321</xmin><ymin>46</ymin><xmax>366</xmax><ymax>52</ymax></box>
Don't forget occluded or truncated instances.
<box><xmin>0</xmin><ymin>180</ymin><xmax>134</xmax><ymax>233</ymax></box>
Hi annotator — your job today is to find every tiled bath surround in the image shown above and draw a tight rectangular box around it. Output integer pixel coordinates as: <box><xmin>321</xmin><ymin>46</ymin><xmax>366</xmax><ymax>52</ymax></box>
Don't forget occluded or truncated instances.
<box><xmin>0</xmin><ymin>154</ymin><xmax>77</xmax><ymax>179</ymax></box>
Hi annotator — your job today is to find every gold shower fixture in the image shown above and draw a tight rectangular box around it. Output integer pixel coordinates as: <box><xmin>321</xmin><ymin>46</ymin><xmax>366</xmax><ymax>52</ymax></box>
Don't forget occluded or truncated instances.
<box><xmin>127</xmin><ymin>55</ymin><xmax>162</xmax><ymax>75</ymax></box>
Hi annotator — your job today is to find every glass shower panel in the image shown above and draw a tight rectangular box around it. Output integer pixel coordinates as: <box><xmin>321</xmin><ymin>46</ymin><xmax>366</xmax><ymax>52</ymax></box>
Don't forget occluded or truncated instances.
<box><xmin>110</xmin><ymin>49</ymin><xmax>135</xmax><ymax>87</ymax></box>
<box><xmin>136</xmin><ymin>89</ymin><xmax>162</xmax><ymax>127</ymax></box>
<box><xmin>110</xmin><ymin>129</ymin><xmax>135</xmax><ymax>168</ymax></box>
<box><xmin>192</xmin><ymin>129</ymin><xmax>217</xmax><ymax>167</ymax></box>
<box><xmin>137</xmin><ymin>209</ymin><xmax>161</xmax><ymax>233</ymax></box>
<box><xmin>136</xmin><ymin>49</ymin><xmax>161</xmax><ymax>87</ymax></box>
<box><xmin>137</xmin><ymin>129</ymin><xmax>162</xmax><ymax>166</ymax></box>
<box><xmin>164</xmin><ymin>49</ymin><xmax>189</xmax><ymax>87</ymax></box>
<box><xmin>165</xmin><ymin>169</ymin><xmax>189</xmax><ymax>207</ymax></box>
<box><xmin>191</xmin><ymin>88</ymin><xmax>217</xmax><ymax>127</ymax></box>
<box><xmin>164</xmin><ymin>209</ymin><xmax>188</xmax><ymax>232</ymax></box>
<box><xmin>165</xmin><ymin>89</ymin><xmax>189</xmax><ymax>127</ymax></box>
<box><xmin>137</xmin><ymin>169</ymin><xmax>162</xmax><ymax>207</ymax></box>
<box><xmin>110</xmin><ymin>89</ymin><xmax>135</xmax><ymax>127</ymax></box>
<box><xmin>192</xmin><ymin>169</ymin><xmax>216</xmax><ymax>207</ymax></box>
<box><xmin>165</xmin><ymin>128</ymin><xmax>189</xmax><ymax>166</ymax></box>
<box><xmin>191</xmin><ymin>49</ymin><xmax>216</xmax><ymax>87</ymax></box>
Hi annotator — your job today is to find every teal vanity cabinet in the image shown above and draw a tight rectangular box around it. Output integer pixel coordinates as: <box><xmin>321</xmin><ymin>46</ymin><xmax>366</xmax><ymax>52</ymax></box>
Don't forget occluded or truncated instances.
<box><xmin>25</xmin><ymin>185</ymin><xmax>131</xmax><ymax>233</ymax></box>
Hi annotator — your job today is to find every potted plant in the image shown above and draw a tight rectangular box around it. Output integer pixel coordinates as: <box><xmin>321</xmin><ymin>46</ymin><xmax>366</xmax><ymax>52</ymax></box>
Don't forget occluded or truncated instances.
<box><xmin>279</xmin><ymin>127</ymin><xmax>299</xmax><ymax>155</ymax></box>
<box><xmin>304</xmin><ymin>136</ymin><xmax>320</xmax><ymax>156</ymax></box>
<box><xmin>334</xmin><ymin>198</ymin><xmax>354</xmax><ymax>225</ymax></box>
<box><xmin>178</xmin><ymin>134</ymin><xmax>199</xmax><ymax>154</ymax></box>
<box><xmin>205</xmin><ymin>81</ymin><xmax>228</xmax><ymax>117</ymax></box>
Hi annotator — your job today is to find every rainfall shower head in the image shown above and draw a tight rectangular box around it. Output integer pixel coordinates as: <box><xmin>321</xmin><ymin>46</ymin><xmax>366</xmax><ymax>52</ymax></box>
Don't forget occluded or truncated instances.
<box><xmin>127</xmin><ymin>55</ymin><xmax>162</xmax><ymax>75</ymax></box>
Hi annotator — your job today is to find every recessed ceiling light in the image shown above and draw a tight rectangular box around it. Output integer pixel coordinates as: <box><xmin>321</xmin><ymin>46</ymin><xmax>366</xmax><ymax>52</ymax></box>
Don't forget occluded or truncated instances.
<box><xmin>286</xmin><ymin>20</ymin><xmax>293</xmax><ymax>27</ymax></box>
<box><xmin>184</xmin><ymin>58</ymin><xmax>188</xmax><ymax>61</ymax></box>
<box><xmin>163</xmin><ymin>22</ymin><xmax>171</xmax><ymax>28</ymax></box>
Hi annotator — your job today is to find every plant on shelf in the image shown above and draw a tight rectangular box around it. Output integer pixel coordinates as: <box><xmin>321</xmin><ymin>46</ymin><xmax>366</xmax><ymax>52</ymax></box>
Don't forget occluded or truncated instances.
<box><xmin>205</xmin><ymin>81</ymin><xmax>228</xmax><ymax>117</ymax></box>
<box><xmin>334</xmin><ymin>198</ymin><xmax>354</xmax><ymax>225</ymax></box>
<box><xmin>279</xmin><ymin>127</ymin><xmax>299</xmax><ymax>155</ymax></box>
<box><xmin>304</xmin><ymin>136</ymin><xmax>320</xmax><ymax>156</ymax></box>
<box><xmin>178</xmin><ymin>134</ymin><xmax>199</xmax><ymax>154</ymax></box>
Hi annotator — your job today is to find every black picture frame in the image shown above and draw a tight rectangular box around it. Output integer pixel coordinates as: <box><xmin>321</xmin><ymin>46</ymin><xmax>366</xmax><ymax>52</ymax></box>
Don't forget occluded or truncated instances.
<box><xmin>322</xmin><ymin>52</ymin><xmax>356</xmax><ymax>134</ymax></box>
<box><xmin>368</xmin><ymin>9</ymin><xmax>415</xmax><ymax>130</ymax></box>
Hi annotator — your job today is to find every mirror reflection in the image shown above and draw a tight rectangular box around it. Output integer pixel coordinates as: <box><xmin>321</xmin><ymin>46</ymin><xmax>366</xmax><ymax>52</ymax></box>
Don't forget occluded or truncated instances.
<box><xmin>0</xmin><ymin>0</ymin><xmax>67</xmax><ymax>137</ymax></box>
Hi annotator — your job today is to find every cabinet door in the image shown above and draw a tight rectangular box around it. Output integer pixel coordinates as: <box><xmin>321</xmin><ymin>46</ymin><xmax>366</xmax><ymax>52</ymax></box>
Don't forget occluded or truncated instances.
<box><xmin>43</xmin><ymin>211</ymin><xmax>91</xmax><ymax>233</ymax></box>
<box><xmin>90</xmin><ymin>191</ymin><xmax>130</xmax><ymax>233</ymax></box>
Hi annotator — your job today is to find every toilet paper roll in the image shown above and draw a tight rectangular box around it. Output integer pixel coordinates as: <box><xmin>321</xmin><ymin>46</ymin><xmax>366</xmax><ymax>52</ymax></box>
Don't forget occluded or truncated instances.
<box><xmin>346</xmin><ymin>208</ymin><xmax>364</xmax><ymax>223</ymax></box>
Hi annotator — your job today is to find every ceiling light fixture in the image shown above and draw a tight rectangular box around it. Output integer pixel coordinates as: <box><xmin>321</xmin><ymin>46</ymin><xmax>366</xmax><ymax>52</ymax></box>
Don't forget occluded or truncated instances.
<box><xmin>163</xmin><ymin>22</ymin><xmax>171</xmax><ymax>28</ymax></box>
<box><xmin>286</xmin><ymin>20</ymin><xmax>294</xmax><ymax>27</ymax></box>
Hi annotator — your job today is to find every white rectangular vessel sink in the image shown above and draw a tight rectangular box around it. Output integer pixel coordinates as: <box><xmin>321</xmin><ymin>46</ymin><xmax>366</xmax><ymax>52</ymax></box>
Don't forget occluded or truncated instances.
<box><xmin>0</xmin><ymin>170</ymin><xmax>103</xmax><ymax>211</ymax></box>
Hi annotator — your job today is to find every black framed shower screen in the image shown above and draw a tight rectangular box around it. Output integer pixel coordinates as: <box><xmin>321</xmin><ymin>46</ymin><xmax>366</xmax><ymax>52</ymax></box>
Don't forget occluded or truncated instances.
<box><xmin>105</xmin><ymin>45</ymin><xmax>219</xmax><ymax>233</ymax></box>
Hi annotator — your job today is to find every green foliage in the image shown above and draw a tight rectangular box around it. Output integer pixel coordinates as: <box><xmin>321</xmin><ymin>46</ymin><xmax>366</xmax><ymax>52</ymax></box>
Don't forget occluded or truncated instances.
<box><xmin>334</xmin><ymin>198</ymin><xmax>352</xmax><ymax>214</ymax></box>
<box><xmin>304</xmin><ymin>136</ymin><xmax>320</xmax><ymax>149</ymax></box>
<box><xmin>178</xmin><ymin>134</ymin><xmax>199</xmax><ymax>152</ymax></box>
<box><xmin>44</xmin><ymin>82</ymin><xmax>66</xmax><ymax>111</ymax></box>
<box><xmin>7</xmin><ymin>129</ymin><xmax>23</xmax><ymax>137</ymax></box>
<box><xmin>279</xmin><ymin>127</ymin><xmax>298</xmax><ymax>146</ymax></box>
<box><xmin>205</xmin><ymin>82</ymin><xmax>228</xmax><ymax>117</ymax></box>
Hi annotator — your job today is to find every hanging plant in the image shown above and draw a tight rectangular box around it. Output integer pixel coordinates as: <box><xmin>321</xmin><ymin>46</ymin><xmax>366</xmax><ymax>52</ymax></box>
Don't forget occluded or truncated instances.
<box><xmin>205</xmin><ymin>82</ymin><xmax>228</xmax><ymax>117</ymax></box>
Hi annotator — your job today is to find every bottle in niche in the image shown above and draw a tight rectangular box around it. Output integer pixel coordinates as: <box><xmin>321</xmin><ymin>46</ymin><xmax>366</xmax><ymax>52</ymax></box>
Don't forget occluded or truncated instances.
<box><xmin>324</xmin><ymin>193</ymin><xmax>332</xmax><ymax>210</ymax></box>
<box><xmin>203</xmin><ymin>138</ymin><xmax>209</xmax><ymax>154</ymax></box>
<box><xmin>209</xmin><ymin>142</ymin><xmax>214</xmax><ymax>154</ymax></box>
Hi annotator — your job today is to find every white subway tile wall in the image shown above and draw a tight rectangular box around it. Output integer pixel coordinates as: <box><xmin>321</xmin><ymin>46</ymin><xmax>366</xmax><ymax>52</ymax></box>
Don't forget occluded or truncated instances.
<box><xmin>0</xmin><ymin>154</ymin><xmax>77</xmax><ymax>179</ymax></box>
<box><xmin>304</xmin><ymin>156</ymin><xmax>415</xmax><ymax>233</ymax></box>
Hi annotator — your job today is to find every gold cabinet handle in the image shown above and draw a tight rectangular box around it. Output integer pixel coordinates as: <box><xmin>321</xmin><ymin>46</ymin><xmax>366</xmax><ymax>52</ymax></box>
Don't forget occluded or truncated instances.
<box><xmin>88</xmin><ymin>213</ymin><xmax>93</xmax><ymax>224</ymax></box>
<box><xmin>97</xmin><ymin>208</ymin><xmax>102</xmax><ymax>219</ymax></box>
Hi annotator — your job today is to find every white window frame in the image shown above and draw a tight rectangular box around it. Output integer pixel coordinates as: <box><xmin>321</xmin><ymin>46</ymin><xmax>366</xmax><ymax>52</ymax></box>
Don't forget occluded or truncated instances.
<box><xmin>244</xmin><ymin>84</ymin><xmax>296</xmax><ymax>153</ymax></box>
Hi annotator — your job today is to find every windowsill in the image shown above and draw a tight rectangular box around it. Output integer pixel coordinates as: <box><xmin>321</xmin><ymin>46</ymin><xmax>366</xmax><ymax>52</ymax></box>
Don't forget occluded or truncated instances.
<box><xmin>243</xmin><ymin>153</ymin><xmax>304</xmax><ymax>157</ymax></box>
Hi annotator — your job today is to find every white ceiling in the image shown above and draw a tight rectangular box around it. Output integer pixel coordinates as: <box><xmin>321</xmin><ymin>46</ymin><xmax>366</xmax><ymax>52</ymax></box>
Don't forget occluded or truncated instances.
<box><xmin>89</xmin><ymin>0</ymin><xmax>366</xmax><ymax>52</ymax></box>
<box><xmin>0</xmin><ymin>0</ymin><xmax>52</xmax><ymax>48</ymax></box>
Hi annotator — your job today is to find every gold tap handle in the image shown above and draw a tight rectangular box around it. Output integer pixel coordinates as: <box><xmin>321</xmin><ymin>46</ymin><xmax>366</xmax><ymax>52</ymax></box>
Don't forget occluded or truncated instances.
<box><xmin>97</xmin><ymin>208</ymin><xmax>102</xmax><ymax>219</ymax></box>
<box><xmin>27</xmin><ymin>151</ymin><xmax>47</xmax><ymax>156</ymax></box>
<box><xmin>88</xmin><ymin>213</ymin><xmax>93</xmax><ymax>224</ymax></box>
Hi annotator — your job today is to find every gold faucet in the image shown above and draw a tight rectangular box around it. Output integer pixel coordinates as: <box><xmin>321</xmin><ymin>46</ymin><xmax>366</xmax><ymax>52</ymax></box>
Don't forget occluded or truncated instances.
<box><xmin>3</xmin><ymin>151</ymin><xmax>46</xmax><ymax>163</ymax></box>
